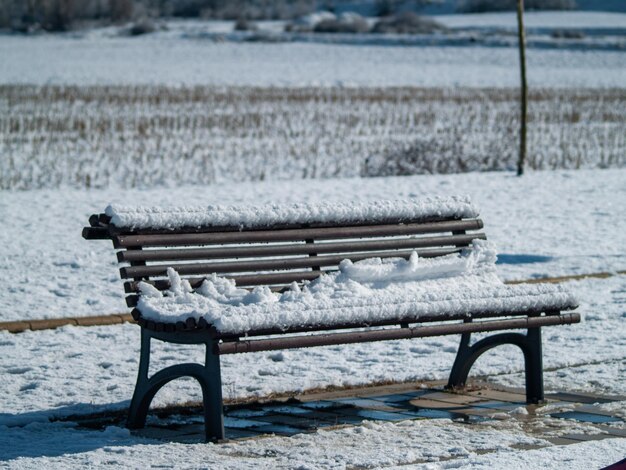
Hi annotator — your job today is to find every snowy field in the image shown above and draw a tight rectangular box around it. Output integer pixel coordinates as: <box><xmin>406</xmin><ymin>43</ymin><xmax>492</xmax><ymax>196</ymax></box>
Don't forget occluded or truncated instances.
<box><xmin>1</xmin><ymin>11</ymin><xmax>625</xmax><ymax>467</ymax></box>
<box><xmin>2</xmin><ymin>86</ymin><xmax>624</xmax><ymax>190</ymax></box>
<box><xmin>1</xmin><ymin>34</ymin><xmax>625</xmax><ymax>88</ymax></box>
<box><xmin>434</xmin><ymin>11</ymin><xmax>626</xmax><ymax>30</ymax></box>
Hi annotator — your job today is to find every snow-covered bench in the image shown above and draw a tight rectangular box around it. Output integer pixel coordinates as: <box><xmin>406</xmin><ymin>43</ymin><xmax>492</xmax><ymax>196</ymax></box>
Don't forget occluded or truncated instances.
<box><xmin>83</xmin><ymin>197</ymin><xmax>580</xmax><ymax>442</ymax></box>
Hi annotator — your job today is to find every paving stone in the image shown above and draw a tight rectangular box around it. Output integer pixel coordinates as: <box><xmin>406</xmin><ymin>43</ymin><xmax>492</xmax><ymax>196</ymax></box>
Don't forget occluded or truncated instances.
<box><xmin>551</xmin><ymin>411</ymin><xmax>623</xmax><ymax>424</ymax></box>
<box><xmin>355</xmin><ymin>383</ymin><xmax>431</xmax><ymax>397</ymax></box>
<box><xmin>300</xmin><ymin>400</ymin><xmax>352</xmax><ymax>411</ymax></box>
<box><xmin>252</xmin><ymin>414</ymin><xmax>329</xmax><ymax>429</ymax></box>
<box><xmin>169</xmin><ymin>424</ymin><xmax>206</xmax><ymax>435</ymax></box>
<box><xmin>261</xmin><ymin>404</ymin><xmax>320</xmax><ymax>415</ymax></box>
<box><xmin>417</xmin><ymin>391</ymin><xmax>486</xmax><ymax>405</ymax></box>
<box><xmin>223</xmin><ymin>416</ymin><xmax>270</xmax><ymax>429</ymax></box>
<box><xmin>407</xmin><ymin>408</ymin><xmax>461</xmax><ymax>420</ymax></box>
<box><xmin>172</xmin><ymin>435</ymin><xmax>206</xmax><ymax>444</ymax></box>
<box><xmin>544</xmin><ymin>437</ymin><xmax>583</xmax><ymax>445</ymax></box>
<box><xmin>546</xmin><ymin>392</ymin><xmax>625</xmax><ymax>404</ymax></box>
<box><xmin>408</xmin><ymin>398</ymin><xmax>474</xmax><ymax>411</ymax></box>
<box><xmin>296</xmin><ymin>383</ymin><xmax>421</xmax><ymax>402</ymax></box>
<box><xmin>70</xmin><ymin>379</ymin><xmax>626</xmax><ymax>444</ymax></box>
<box><xmin>574</xmin><ymin>404</ymin><xmax>626</xmax><ymax>417</ymax></box>
<box><xmin>534</xmin><ymin>401</ymin><xmax>573</xmax><ymax>412</ymax></box>
<box><xmin>332</xmin><ymin>397</ymin><xmax>406</xmax><ymax>411</ymax></box>
<box><xmin>327</xmin><ymin>414</ymin><xmax>368</xmax><ymax>426</ymax></box>
<box><xmin>472</xmin><ymin>401</ymin><xmax>530</xmax><ymax>411</ymax></box>
<box><xmin>135</xmin><ymin>424</ymin><xmax>204</xmax><ymax>441</ymax></box>
<box><xmin>334</xmin><ymin>407</ymin><xmax>417</xmax><ymax>422</ymax></box>
<box><xmin>509</xmin><ymin>443</ymin><xmax>549</xmax><ymax>451</ymax></box>
<box><xmin>302</xmin><ymin>409</ymin><xmax>349</xmax><ymax>420</ymax></box>
<box><xmin>253</xmin><ymin>424</ymin><xmax>308</xmax><ymax>436</ymax></box>
<box><xmin>368</xmin><ymin>393</ymin><xmax>418</xmax><ymax>404</ymax></box>
<box><xmin>224</xmin><ymin>428</ymin><xmax>264</xmax><ymax>439</ymax></box>
<box><xmin>561</xmin><ymin>433</ymin><xmax>614</xmax><ymax>442</ymax></box>
<box><xmin>458</xmin><ymin>415</ymin><xmax>494</xmax><ymax>423</ymax></box>
<box><xmin>465</xmin><ymin>389</ymin><xmax>527</xmax><ymax>403</ymax></box>
<box><xmin>455</xmin><ymin>407</ymin><xmax>502</xmax><ymax>418</ymax></box>
<box><xmin>225</xmin><ymin>407</ymin><xmax>267</xmax><ymax>418</ymax></box>
<box><xmin>595</xmin><ymin>426</ymin><xmax>626</xmax><ymax>438</ymax></box>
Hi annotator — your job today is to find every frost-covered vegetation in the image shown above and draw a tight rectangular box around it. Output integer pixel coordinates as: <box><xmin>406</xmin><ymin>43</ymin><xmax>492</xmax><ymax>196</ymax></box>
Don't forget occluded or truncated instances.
<box><xmin>1</xmin><ymin>85</ymin><xmax>624</xmax><ymax>190</ymax></box>
<box><xmin>457</xmin><ymin>0</ymin><xmax>577</xmax><ymax>13</ymax></box>
<box><xmin>0</xmin><ymin>0</ymin><xmax>317</xmax><ymax>32</ymax></box>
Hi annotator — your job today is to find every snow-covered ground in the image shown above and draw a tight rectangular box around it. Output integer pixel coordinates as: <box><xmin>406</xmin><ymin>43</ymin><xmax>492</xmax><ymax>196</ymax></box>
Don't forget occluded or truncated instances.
<box><xmin>0</xmin><ymin>169</ymin><xmax>624</xmax><ymax>467</ymax></box>
<box><xmin>1</xmin><ymin>33</ymin><xmax>625</xmax><ymax>87</ymax></box>
<box><xmin>3</xmin><ymin>417</ymin><xmax>624</xmax><ymax>469</ymax></box>
<box><xmin>434</xmin><ymin>11</ymin><xmax>626</xmax><ymax>30</ymax></box>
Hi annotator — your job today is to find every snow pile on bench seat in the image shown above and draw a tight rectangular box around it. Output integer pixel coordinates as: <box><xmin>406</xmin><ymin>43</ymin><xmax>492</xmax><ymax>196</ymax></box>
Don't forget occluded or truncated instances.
<box><xmin>105</xmin><ymin>196</ymin><xmax>478</xmax><ymax>229</ymax></box>
<box><xmin>136</xmin><ymin>241</ymin><xmax>578</xmax><ymax>334</ymax></box>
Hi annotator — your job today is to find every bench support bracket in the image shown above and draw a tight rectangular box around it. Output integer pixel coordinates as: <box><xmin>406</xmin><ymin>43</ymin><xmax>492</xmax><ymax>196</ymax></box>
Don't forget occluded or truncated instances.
<box><xmin>446</xmin><ymin>323</ymin><xmax>543</xmax><ymax>403</ymax></box>
<box><xmin>126</xmin><ymin>328</ymin><xmax>225</xmax><ymax>442</ymax></box>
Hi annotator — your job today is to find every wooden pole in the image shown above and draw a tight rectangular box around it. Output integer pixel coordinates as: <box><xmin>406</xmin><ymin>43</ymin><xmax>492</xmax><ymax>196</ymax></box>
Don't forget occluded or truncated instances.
<box><xmin>516</xmin><ymin>0</ymin><xmax>528</xmax><ymax>176</ymax></box>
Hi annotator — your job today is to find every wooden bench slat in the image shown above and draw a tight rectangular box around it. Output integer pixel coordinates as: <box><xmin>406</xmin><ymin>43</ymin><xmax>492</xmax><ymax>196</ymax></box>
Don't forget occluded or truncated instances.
<box><xmin>88</xmin><ymin>214</ymin><xmax>101</xmax><ymax>227</ymax></box>
<box><xmin>113</xmin><ymin>219</ymin><xmax>484</xmax><ymax>248</ymax></box>
<box><xmin>125</xmin><ymin>299</ymin><xmax>579</xmax><ymax>332</ymax></box>
<box><xmin>82</xmin><ymin>227</ymin><xmax>111</xmax><ymax>240</ymax></box>
<box><xmin>216</xmin><ymin>313</ymin><xmax>581</xmax><ymax>354</ymax></box>
<box><xmin>124</xmin><ymin>270</ymin><xmax>329</xmax><ymax>293</ymax></box>
<box><xmin>117</xmin><ymin>233</ymin><xmax>485</xmax><ymax>263</ymax></box>
<box><xmin>119</xmin><ymin>247</ymin><xmax>466</xmax><ymax>279</ymax></box>
<box><xmin>213</xmin><ymin>307</ymin><xmax>579</xmax><ymax>339</ymax></box>
<box><xmin>100</xmin><ymin>214</ymin><xmax>475</xmax><ymax>236</ymax></box>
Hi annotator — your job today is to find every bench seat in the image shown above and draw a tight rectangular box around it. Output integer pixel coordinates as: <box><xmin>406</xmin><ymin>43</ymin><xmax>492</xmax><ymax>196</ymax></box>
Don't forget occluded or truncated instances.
<box><xmin>136</xmin><ymin>252</ymin><xmax>577</xmax><ymax>336</ymax></box>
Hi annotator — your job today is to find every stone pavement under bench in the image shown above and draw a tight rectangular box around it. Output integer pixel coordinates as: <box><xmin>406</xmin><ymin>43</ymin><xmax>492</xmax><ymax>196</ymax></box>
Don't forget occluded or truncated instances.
<box><xmin>68</xmin><ymin>380</ymin><xmax>626</xmax><ymax>445</ymax></box>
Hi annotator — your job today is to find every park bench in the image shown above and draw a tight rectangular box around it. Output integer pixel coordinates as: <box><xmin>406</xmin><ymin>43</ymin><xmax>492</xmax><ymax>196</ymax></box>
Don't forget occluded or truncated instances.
<box><xmin>83</xmin><ymin>197</ymin><xmax>580</xmax><ymax>442</ymax></box>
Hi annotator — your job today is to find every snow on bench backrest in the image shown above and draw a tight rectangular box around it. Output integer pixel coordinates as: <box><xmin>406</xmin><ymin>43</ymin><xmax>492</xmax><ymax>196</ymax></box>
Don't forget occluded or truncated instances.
<box><xmin>104</xmin><ymin>196</ymin><xmax>487</xmax><ymax>308</ymax></box>
<box><xmin>105</xmin><ymin>196</ymin><xmax>479</xmax><ymax>230</ymax></box>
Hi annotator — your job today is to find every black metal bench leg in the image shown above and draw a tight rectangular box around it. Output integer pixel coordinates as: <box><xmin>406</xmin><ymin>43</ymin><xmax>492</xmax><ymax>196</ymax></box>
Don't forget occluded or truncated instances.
<box><xmin>447</xmin><ymin>331</ymin><xmax>472</xmax><ymax>390</ymax></box>
<box><xmin>447</xmin><ymin>326</ymin><xmax>545</xmax><ymax>404</ymax></box>
<box><xmin>127</xmin><ymin>328</ymin><xmax>152</xmax><ymax>429</ymax></box>
<box><xmin>126</xmin><ymin>331</ymin><xmax>225</xmax><ymax>442</ymax></box>
<box><xmin>203</xmin><ymin>341</ymin><xmax>224</xmax><ymax>442</ymax></box>
<box><xmin>524</xmin><ymin>327</ymin><xmax>544</xmax><ymax>404</ymax></box>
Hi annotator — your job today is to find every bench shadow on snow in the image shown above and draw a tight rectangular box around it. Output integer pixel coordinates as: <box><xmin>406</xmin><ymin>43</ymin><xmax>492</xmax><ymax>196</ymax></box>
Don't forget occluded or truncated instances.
<box><xmin>0</xmin><ymin>401</ymin><xmax>157</xmax><ymax>461</ymax></box>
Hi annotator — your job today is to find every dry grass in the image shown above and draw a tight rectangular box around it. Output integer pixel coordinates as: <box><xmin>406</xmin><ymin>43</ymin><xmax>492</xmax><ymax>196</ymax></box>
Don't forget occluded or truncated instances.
<box><xmin>1</xmin><ymin>85</ymin><xmax>624</xmax><ymax>189</ymax></box>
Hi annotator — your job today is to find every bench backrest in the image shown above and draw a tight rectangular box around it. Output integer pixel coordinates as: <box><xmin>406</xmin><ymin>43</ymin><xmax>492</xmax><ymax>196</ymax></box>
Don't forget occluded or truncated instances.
<box><xmin>84</xmin><ymin>213</ymin><xmax>486</xmax><ymax>308</ymax></box>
